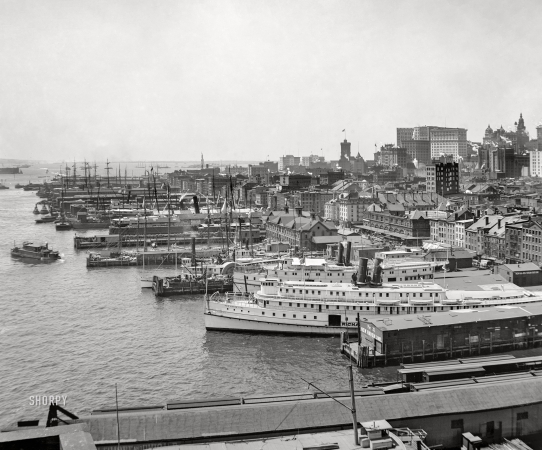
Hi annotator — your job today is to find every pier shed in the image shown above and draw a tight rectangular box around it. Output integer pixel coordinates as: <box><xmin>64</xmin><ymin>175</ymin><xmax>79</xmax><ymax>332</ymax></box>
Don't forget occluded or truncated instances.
<box><xmin>350</xmin><ymin>304</ymin><xmax>542</xmax><ymax>367</ymax></box>
<box><xmin>496</xmin><ymin>263</ymin><xmax>542</xmax><ymax>287</ymax></box>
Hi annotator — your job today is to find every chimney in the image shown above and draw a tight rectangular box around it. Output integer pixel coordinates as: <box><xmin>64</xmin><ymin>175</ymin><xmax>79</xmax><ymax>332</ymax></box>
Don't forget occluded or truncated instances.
<box><xmin>485</xmin><ymin>216</ymin><xmax>489</xmax><ymax>226</ymax></box>
<box><xmin>498</xmin><ymin>218</ymin><xmax>502</xmax><ymax>228</ymax></box>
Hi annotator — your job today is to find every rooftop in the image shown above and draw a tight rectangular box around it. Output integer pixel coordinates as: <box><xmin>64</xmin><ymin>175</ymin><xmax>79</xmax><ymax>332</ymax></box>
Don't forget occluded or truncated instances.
<box><xmin>368</xmin><ymin>304</ymin><xmax>542</xmax><ymax>332</ymax></box>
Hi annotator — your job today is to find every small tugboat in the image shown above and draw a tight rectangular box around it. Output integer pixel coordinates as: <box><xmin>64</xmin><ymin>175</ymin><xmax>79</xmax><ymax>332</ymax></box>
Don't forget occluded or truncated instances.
<box><xmin>33</xmin><ymin>204</ymin><xmax>40</xmax><ymax>214</ymax></box>
<box><xmin>40</xmin><ymin>204</ymin><xmax>49</xmax><ymax>214</ymax></box>
<box><xmin>11</xmin><ymin>241</ymin><xmax>61</xmax><ymax>260</ymax></box>
<box><xmin>35</xmin><ymin>213</ymin><xmax>59</xmax><ymax>223</ymax></box>
<box><xmin>0</xmin><ymin>180</ymin><xmax>9</xmax><ymax>189</ymax></box>
<box><xmin>55</xmin><ymin>219</ymin><xmax>73</xmax><ymax>230</ymax></box>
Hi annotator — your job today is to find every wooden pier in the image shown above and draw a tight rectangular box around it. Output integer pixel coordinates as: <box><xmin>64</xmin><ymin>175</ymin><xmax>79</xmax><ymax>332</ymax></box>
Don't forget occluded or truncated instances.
<box><xmin>74</xmin><ymin>234</ymin><xmax>230</xmax><ymax>249</ymax></box>
<box><xmin>86</xmin><ymin>249</ymin><xmax>225</xmax><ymax>268</ymax></box>
<box><xmin>341</xmin><ymin>304</ymin><xmax>542</xmax><ymax>368</ymax></box>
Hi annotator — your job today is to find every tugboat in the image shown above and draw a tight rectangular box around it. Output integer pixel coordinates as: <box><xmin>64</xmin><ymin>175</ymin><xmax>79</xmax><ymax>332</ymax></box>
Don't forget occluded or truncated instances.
<box><xmin>35</xmin><ymin>212</ymin><xmax>59</xmax><ymax>223</ymax></box>
<box><xmin>40</xmin><ymin>204</ymin><xmax>49</xmax><ymax>214</ymax></box>
<box><xmin>11</xmin><ymin>242</ymin><xmax>61</xmax><ymax>260</ymax></box>
<box><xmin>55</xmin><ymin>218</ymin><xmax>73</xmax><ymax>230</ymax></box>
<box><xmin>0</xmin><ymin>180</ymin><xmax>9</xmax><ymax>189</ymax></box>
<box><xmin>33</xmin><ymin>204</ymin><xmax>40</xmax><ymax>214</ymax></box>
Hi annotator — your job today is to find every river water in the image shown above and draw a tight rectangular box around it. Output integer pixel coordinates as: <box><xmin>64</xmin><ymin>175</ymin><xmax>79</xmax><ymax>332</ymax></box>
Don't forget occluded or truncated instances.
<box><xmin>0</xmin><ymin>165</ymin><xmax>396</xmax><ymax>428</ymax></box>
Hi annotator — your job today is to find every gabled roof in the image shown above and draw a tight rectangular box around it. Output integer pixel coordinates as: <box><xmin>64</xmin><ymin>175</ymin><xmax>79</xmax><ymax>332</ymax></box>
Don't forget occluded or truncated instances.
<box><xmin>467</xmin><ymin>215</ymin><xmax>503</xmax><ymax>232</ymax></box>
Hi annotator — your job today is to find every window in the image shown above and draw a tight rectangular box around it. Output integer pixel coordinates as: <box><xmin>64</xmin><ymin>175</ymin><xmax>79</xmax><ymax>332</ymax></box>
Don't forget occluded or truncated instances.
<box><xmin>283</xmin><ymin>314</ymin><xmax>286</xmax><ymax>317</ymax></box>
<box><xmin>293</xmin><ymin>314</ymin><xmax>296</xmax><ymax>318</ymax></box>
<box><xmin>289</xmin><ymin>303</ymin><xmax>292</xmax><ymax>306</ymax></box>
<box><xmin>272</xmin><ymin>313</ymin><xmax>275</xmax><ymax>316</ymax></box>
<box><xmin>314</xmin><ymin>316</ymin><xmax>317</xmax><ymax>319</ymax></box>
<box><xmin>303</xmin><ymin>315</ymin><xmax>306</xmax><ymax>319</ymax></box>
<box><xmin>517</xmin><ymin>412</ymin><xmax>528</xmax><ymax>420</ymax></box>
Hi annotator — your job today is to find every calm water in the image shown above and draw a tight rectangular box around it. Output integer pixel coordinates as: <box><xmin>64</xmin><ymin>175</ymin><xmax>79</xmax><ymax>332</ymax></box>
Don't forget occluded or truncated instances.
<box><xmin>0</xmin><ymin>166</ymin><xmax>395</xmax><ymax>428</ymax></box>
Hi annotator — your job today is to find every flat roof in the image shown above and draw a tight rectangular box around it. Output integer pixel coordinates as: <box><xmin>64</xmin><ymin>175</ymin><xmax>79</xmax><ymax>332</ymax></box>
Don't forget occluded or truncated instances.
<box><xmin>54</xmin><ymin>378</ymin><xmax>542</xmax><ymax>444</ymax></box>
<box><xmin>433</xmin><ymin>273</ymin><xmax>519</xmax><ymax>291</ymax></box>
<box><xmin>501</xmin><ymin>262</ymin><xmax>541</xmax><ymax>272</ymax></box>
<box><xmin>368</xmin><ymin>304</ymin><xmax>542</xmax><ymax>332</ymax></box>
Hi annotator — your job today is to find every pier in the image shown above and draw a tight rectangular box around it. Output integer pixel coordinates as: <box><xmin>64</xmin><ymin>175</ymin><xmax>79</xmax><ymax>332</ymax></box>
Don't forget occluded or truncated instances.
<box><xmin>86</xmin><ymin>249</ymin><xmax>225</xmax><ymax>268</ymax></box>
<box><xmin>340</xmin><ymin>304</ymin><xmax>542</xmax><ymax>368</ymax></box>
<box><xmin>74</xmin><ymin>234</ymin><xmax>231</xmax><ymax>249</ymax></box>
<box><xmin>5</xmin><ymin>378</ymin><xmax>542</xmax><ymax>449</ymax></box>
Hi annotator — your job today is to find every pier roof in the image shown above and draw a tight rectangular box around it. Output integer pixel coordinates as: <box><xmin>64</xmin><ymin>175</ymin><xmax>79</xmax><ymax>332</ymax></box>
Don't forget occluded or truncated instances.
<box><xmin>72</xmin><ymin>378</ymin><xmax>542</xmax><ymax>445</ymax></box>
<box><xmin>366</xmin><ymin>304</ymin><xmax>542</xmax><ymax>332</ymax></box>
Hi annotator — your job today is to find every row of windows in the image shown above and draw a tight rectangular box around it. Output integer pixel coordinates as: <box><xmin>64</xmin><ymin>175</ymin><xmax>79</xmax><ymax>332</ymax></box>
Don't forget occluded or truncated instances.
<box><xmin>277</xmin><ymin>290</ymin><xmax>438</xmax><ymax>300</ymax></box>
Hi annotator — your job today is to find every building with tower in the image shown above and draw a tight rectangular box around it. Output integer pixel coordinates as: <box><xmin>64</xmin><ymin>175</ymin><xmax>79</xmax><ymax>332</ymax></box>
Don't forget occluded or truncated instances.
<box><xmin>338</xmin><ymin>139</ymin><xmax>351</xmax><ymax>169</ymax></box>
<box><xmin>537</xmin><ymin>124</ymin><xmax>542</xmax><ymax>152</ymax></box>
<box><xmin>483</xmin><ymin>114</ymin><xmax>530</xmax><ymax>153</ymax></box>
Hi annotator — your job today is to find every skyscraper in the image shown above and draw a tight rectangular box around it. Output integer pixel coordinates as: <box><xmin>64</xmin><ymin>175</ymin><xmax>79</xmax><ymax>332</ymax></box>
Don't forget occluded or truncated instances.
<box><xmin>430</xmin><ymin>127</ymin><xmax>468</xmax><ymax>161</ymax></box>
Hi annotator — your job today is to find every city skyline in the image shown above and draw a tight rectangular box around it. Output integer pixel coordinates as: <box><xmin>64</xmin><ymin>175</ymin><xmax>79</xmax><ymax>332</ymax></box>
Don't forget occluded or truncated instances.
<box><xmin>0</xmin><ymin>0</ymin><xmax>541</xmax><ymax>162</ymax></box>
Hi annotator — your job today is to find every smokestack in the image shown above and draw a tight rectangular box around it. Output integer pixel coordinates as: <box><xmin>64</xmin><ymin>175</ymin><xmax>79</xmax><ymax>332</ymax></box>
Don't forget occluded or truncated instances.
<box><xmin>193</xmin><ymin>196</ymin><xmax>200</xmax><ymax>214</ymax></box>
<box><xmin>373</xmin><ymin>258</ymin><xmax>383</xmax><ymax>284</ymax></box>
<box><xmin>191</xmin><ymin>237</ymin><xmax>196</xmax><ymax>267</ymax></box>
<box><xmin>338</xmin><ymin>242</ymin><xmax>344</xmax><ymax>265</ymax></box>
<box><xmin>238</xmin><ymin>217</ymin><xmax>243</xmax><ymax>243</ymax></box>
<box><xmin>358</xmin><ymin>257</ymin><xmax>368</xmax><ymax>283</ymax></box>
<box><xmin>345</xmin><ymin>241</ymin><xmax>352</xmax><ymax>266</ymax></box>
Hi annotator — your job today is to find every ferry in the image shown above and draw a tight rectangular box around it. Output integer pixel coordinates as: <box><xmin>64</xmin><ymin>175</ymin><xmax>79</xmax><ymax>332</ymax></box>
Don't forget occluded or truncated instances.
<box><xmin>204</xmin><ymin>265</ymin><xmax>541</xmax><ymax>335</ymax></box>
<box><xmin>11</xmin><ymin>242</ymin><xmax>61</xmax><ymax>260</ymax></box>
<box><xmin>233</xmin><ymin>256</ymin><xmax>437</xmax><ymax>293</ymax></box>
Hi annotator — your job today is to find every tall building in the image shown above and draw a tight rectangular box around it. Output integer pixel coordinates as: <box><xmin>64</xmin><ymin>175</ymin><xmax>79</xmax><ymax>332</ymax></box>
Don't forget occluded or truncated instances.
<box><xmin>530</xmin><ymin>151</ymin><xmax>542</xmax><ymax>177</ymax></box>
<box><xmin>430</xmin><ymin>127</ymin><xmax>468</xmax><ymax>161</ymax></box>
<box><xmin>279</xmin><ymin>155</ymin><xmax>300</xmax><ymax>171</ymax></box>
<box><xmin>301</xmin><ymin>154</ymin><xmax>325</xmax><ymax>167</ymax></box>
<box><xmin>396</xmin><ymin>128</ymin><xmax>414</xmax><ymax>147</ymax></box>
<box><xmin>338</xmin><ymin>140</ymin><xmax>351</xmax><ymax>169</ymax></box>
<box><xmin>397</xmin><ymin>126</ymin><xmax>437</xmax><ymax>165</ymax></box>
<box><xmin>484</xmin><ymin>114</ymin><xmax>530</xmax><ymax>154</ymax></box>
<box><xmin>425</xmin><ymin>161</ymin><xmax>459</xmax><ymax>196</ymax></box>
<box><xmin>537</xmin><ymin>125</ymin><xmax>542</xmax><ymax>152</ymax></box>
<box><xmin>375</xmin><ymin>144</ymin><xmax>409</xmax><ymax>168</ymax></box>
<box><xmin>402</xmin><ymin>140</ymin><xmax>431</xmax><ymax>165</ymax></box>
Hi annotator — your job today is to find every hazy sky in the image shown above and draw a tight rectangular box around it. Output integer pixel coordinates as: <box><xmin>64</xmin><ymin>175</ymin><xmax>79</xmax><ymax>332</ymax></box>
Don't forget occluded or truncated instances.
<box><xmin>0</xmin><ymin>0</ymin><xmax>541</xmax><ymax>162</ymax></box>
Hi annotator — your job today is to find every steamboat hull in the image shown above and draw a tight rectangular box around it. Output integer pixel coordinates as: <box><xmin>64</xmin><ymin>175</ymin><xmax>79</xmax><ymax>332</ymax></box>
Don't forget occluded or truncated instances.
<box><xmin>11</xmin><ymin>249</ymin><xmax>59</xmax><ymax>260</ymax></box>
<box><xmin>204</xmin><ymin>311</ymin><xmax>355</xmax><ymax>335</ymax></box>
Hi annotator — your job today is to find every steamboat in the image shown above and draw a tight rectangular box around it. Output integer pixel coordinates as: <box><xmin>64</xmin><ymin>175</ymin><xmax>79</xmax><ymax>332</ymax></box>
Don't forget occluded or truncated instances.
<box><xmin>205</xmin><ymin>258</ymin><xmax>540</xmax><ymax>335</ymax></box>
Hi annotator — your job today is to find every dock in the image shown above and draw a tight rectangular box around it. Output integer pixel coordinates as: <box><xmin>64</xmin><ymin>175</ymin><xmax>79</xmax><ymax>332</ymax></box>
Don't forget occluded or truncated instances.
<box><xmin>74</xmin><ymin>234</ymin><xmax>232</xmax><ymax>249</ymax></box>
<box><xmin>86</xmin><ymin>249</ymin><xmax>225</xmax><ymax>268</ymax></box>
<box><xmin>5</xmin><ymin>378</ymin><xmax>542</xmax><ymax>449</ymax></box>
<box><xmin>340</xmin><ymin>303</ymin><xmax>542</xmax><ymax>367</ymax></box>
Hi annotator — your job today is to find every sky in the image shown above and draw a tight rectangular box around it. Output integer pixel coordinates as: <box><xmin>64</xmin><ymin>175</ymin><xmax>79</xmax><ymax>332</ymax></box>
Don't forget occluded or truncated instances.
<box><xmin>0</xmin><ymin>0</ymin><xmax>541</xmax><ymax>163</ymax></box>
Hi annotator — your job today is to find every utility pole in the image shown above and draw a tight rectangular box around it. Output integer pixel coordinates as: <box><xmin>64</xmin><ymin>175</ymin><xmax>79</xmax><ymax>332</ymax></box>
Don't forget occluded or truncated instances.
<box><xmin>302</xmin><ymin>370</ymin><xmax>359</xmax><ymax>445</ymax></box>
